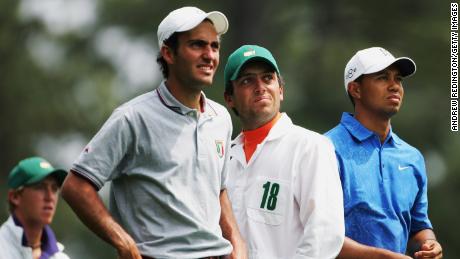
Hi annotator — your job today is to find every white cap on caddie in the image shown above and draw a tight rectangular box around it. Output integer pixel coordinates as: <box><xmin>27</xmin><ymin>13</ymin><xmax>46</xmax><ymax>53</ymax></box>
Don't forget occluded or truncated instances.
<box><xmin>343</xmin><ymin>47</ymin><xmax>416</xmax><ymax>92</ymax></box>
<box><xmin>157</xmin><ymin>6</ymin><xmax>229</xmax><ymax>48</ymax></box>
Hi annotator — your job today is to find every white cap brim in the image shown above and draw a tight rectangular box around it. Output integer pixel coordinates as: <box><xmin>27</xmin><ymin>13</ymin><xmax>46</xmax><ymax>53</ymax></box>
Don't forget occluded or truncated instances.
<box><xmin>157</xmin><ymin>8</ymin><xmax>228</xmax><ymax>48</ymax></box>
<box><xmin>364</xmin><ymin>57</ymin><xmax>416</xmax><ymax>77</ymax></box>
<box><xmin>206</xmin><ymin>11</ymin><xmax>229</xmax><ymax>35</ymax></box>
<box><xmin>175</xmin><ymin>11</ymin><xmax>228</xmax><ymax>34</ymax></box>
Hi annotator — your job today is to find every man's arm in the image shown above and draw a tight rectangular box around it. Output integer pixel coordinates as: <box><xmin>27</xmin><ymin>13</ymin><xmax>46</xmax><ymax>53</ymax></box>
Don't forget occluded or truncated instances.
<box><xmin>338</xmin><ymin>237</ymin><xmax>411</xmax><ymax>259</ymax></box>
<box><xmin>407</xmin><ymin>154</ymin><xmax>442</xmax><ymax>259</ymax></box>
<box><xmin>61</xmin><ymin>172</ymin><xmax>141</xmax><ymax>259</ymax></box>
<box><xmin>409</xmin><ymin>229</ymin><xmax>442</xmax><ymax>259</ymax></box>
<box><xmin>219</xmin><ymin>189</ymin><xmax>248</xmax><ymax>259</ymax></box>
<box><xmin>294</xmin><ymin>138</ymin><xmax>345</xmax><ymax>258</ymax></box>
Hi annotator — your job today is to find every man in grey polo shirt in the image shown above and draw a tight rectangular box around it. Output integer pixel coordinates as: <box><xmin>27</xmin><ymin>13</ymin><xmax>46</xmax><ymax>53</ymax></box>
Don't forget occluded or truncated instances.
<box><xmin>61</xmin><ymin>6</ymin><xmax>247</xmax><ymax>259</ymax></box>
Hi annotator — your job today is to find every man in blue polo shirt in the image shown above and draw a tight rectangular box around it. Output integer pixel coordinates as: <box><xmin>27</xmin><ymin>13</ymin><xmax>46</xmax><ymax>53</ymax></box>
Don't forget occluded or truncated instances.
<box><xmin>326</xmin><ymin>47</ymin><xmax>443</xmax><ymax>259</ymax></box>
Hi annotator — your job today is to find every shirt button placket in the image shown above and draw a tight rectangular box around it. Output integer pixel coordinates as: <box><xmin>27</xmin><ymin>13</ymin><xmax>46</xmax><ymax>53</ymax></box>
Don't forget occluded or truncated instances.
<box><xmin>380</xmin><ymin>147</ymin><xmax>389</xmax><ymax>181</ymax></box>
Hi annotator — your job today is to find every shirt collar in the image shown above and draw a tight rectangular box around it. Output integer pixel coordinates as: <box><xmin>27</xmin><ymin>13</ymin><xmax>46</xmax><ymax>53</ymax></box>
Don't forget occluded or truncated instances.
<box><xmin>233</xmin><ymin>112</ymin><xmax>291</xmax><ymax>145</ymax></box>
<box><xmin>340</xmin><ymin>112</ymin><xmax>400</xmax><ymax>146</ymax></box>
<box><xmin>12</xmin><ymin>213</ymin><xmax>59</xmax><ymax>258</ymax></box>
<box><xmin>40</xmin><ymin>225</ymin><xmax>60</xmax><ymax>259</ymax></box>
<box><xmin>157</xmin><ymin>81</ymin><xmax>216</xmax><ymax>117</ymax></box>
<box><xmin>387</xmin><ymin>129</ymin><xmax>402</xmax><ymax>145</ymax></box>
<box><xmin>242</xmin><ymin>113</ymin><xmax>281</xmax><ymax>140</ymax></box>
<box><xmin>265</xmin><ymin>113</ymin><xmax>292</xmax><ymax>141</ymax></box>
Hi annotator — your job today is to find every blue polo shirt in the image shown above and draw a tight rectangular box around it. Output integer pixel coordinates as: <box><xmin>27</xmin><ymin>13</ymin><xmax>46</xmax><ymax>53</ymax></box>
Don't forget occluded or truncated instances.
<box><xmin>325</xmin><ymin>112</ymin><xmax>432</xmax><ymax>253</ymax></box>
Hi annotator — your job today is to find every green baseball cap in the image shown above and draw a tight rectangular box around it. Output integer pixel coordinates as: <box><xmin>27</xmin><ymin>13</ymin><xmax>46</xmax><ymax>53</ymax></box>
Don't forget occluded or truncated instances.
<box><xmin>224</xmin><ymin>45</ymin><xmax>280</xmax><ymax>87</ymax></box>
<box><xmin>8</xmin><ymin>157</ymin><xmax>68</xmax><ymax>189</ymax></box>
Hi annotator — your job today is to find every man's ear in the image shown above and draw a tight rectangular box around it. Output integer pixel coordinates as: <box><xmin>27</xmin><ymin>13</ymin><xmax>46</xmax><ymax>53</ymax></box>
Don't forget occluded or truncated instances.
<box><xmin>8</xmin><ymin>190</ymin><xmax>21</xmax><ymax>207</ymax></box>
<box><xmin>160</xmin><ymin>45</ymin><xmax>175</xmax><ymax>65</ymax></box>
<box><xmin>348</xmin><ymin>81</ymin><xmax>361</xmax><ymax>100</ymax></box>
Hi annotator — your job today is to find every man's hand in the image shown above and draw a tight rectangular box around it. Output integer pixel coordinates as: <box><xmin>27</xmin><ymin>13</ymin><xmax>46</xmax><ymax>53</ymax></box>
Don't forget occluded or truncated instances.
<box><xmin>62</xmin><ymin>172</ymin><xmax>142</xmax><ymax>259</ymax></box>
<box><xmin>116</xmin><ymin>236</ymin><xmax>142</xmax><ymax>259</ymax></box>
<box><xmin>413</xmin><ymin>239</ymin><xmax>442</xmax><ymax>259</ymax></box>
<box><xmin>219</xmin><ymin>189</ymin><xmax>248</xmax><ymax>259</ymax></box>
<box><xmin>228</xmin><ymin>239</ymin><xmax>248</xmax><ymax>259</ymax></box>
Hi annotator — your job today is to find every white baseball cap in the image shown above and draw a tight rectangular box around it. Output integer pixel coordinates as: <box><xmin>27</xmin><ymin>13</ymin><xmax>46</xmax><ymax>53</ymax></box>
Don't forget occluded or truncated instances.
<box><xmin>344</xmin><ymin>47</ymin><xmax>416</xmax><ymax>92</ymax></box>
<box><xmin>157</xmin><ymin>6</ymin><xmax>229</xmax><ymax>48</ymax></box>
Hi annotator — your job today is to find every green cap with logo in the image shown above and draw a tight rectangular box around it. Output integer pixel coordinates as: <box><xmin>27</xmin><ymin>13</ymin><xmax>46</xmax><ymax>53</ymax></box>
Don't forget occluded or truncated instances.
<box><xmin>224</xmin><ymin>45</ymin><xmax>280</xmax><ymax>87</ymax></box>
<box><xmin>8</xmin><ymin>157</ymin><xmax>68</xmax><ymax>189</ymax></box>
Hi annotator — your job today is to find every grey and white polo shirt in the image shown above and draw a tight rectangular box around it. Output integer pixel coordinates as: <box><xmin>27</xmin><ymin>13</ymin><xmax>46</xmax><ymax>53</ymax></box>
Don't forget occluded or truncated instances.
<box><xmin>72</xmin><ymin>81</ymin><xmax>233</xmax><ymax>258</ymax></box>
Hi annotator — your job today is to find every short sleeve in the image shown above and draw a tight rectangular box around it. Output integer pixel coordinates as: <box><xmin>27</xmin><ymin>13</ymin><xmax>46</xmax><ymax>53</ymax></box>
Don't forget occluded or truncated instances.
<box><xmin>410</xmin><ymin>153</ymin><xmax>433</xmax><ymax>234</ymax></box>
<box><xmin>71</xmin><ymin>108</ymin><xmax>134</xmax><ymax>190</ymax></box>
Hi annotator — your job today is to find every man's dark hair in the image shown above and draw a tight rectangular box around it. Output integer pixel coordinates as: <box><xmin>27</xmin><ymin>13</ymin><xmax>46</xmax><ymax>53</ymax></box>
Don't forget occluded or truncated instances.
<box><xmin>156</xmin><ymin>32</ymin><xmax>180</xmax><ymax>78</ymax></box>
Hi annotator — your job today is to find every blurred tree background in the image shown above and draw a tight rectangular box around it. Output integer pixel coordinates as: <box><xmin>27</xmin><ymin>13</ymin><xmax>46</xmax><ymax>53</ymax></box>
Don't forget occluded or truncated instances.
<box><xmin>0</xmin><ymin>0</ymin><xmax>457</xmax><ymax>258</ymax></box>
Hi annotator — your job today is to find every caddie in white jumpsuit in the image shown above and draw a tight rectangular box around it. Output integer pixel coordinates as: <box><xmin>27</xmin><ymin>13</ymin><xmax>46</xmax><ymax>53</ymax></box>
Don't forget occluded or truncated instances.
<box><xmin>223</xmin><ymin>45</ymin><xmax>345</xmax><ymax>259</ymax></box>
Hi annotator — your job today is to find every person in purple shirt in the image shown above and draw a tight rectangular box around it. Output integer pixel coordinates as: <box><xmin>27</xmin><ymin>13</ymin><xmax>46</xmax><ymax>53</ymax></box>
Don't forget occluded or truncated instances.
<box><xmin>325</xmin><ymin>47</ymin><xmax>443</xmax><ymax>259</ymax></box>
<box><xmin>0</xmin><ymin>157</ymin><xmax>69</xmax><ymax>259</ymax></box>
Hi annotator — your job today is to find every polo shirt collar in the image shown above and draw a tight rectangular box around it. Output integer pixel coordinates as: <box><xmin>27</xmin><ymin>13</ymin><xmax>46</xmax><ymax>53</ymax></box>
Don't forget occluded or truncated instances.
<box><xmin>157</xmin><ymin>81</ymin><xmax>216</xmax><ymax>117</ymax></box>
<box><xmin>341</xmin><ymin>112</ymin><xmax>373</xmax><ymax>142</ymax></box>
<box><xmin>233</xmin><ymin>113</ymin><xmax>291</xmax><ymax>145</ymax></box>
<box><xmin>265</xmin><ymin>113</ymin><xmax>291</xmax><ymax>141</ymax></box>
<box><xmin>12</xmin><ymin>213</ymin><xmax>60</xmax><ymax>258</ymax></box>
<box><xmin>340</xmin><ymin>112</ymin><xmax>399</xmax><ymax>146</ymax></box>
<box><xmin>388</xmin><ymin>129</ymin><xmax>402</xmax><ymax>145</ymax></box>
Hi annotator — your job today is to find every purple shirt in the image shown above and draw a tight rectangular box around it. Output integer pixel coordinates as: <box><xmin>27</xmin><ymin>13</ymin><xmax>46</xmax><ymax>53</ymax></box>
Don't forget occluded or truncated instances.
<box><xmin>12</xmin><ymin>214</ymin><xmax>59</xmax><ymax>259</ymax></box>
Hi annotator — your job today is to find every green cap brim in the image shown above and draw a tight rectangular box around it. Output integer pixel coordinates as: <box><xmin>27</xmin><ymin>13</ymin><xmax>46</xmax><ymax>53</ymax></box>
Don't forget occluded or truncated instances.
<box><xmin>8</xmin><ymin>157</ymin><xmax>68</xmax><ymax>189</ymax></box>
<box><xmin>229</xmin><ymin>56</ymin><xmax>280</xmax><ymax>81</ymax></box>
<box><xmin>25</xmin><ymin>169</ymin><xmax>68</xmax><ymax>186</ymax></box>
